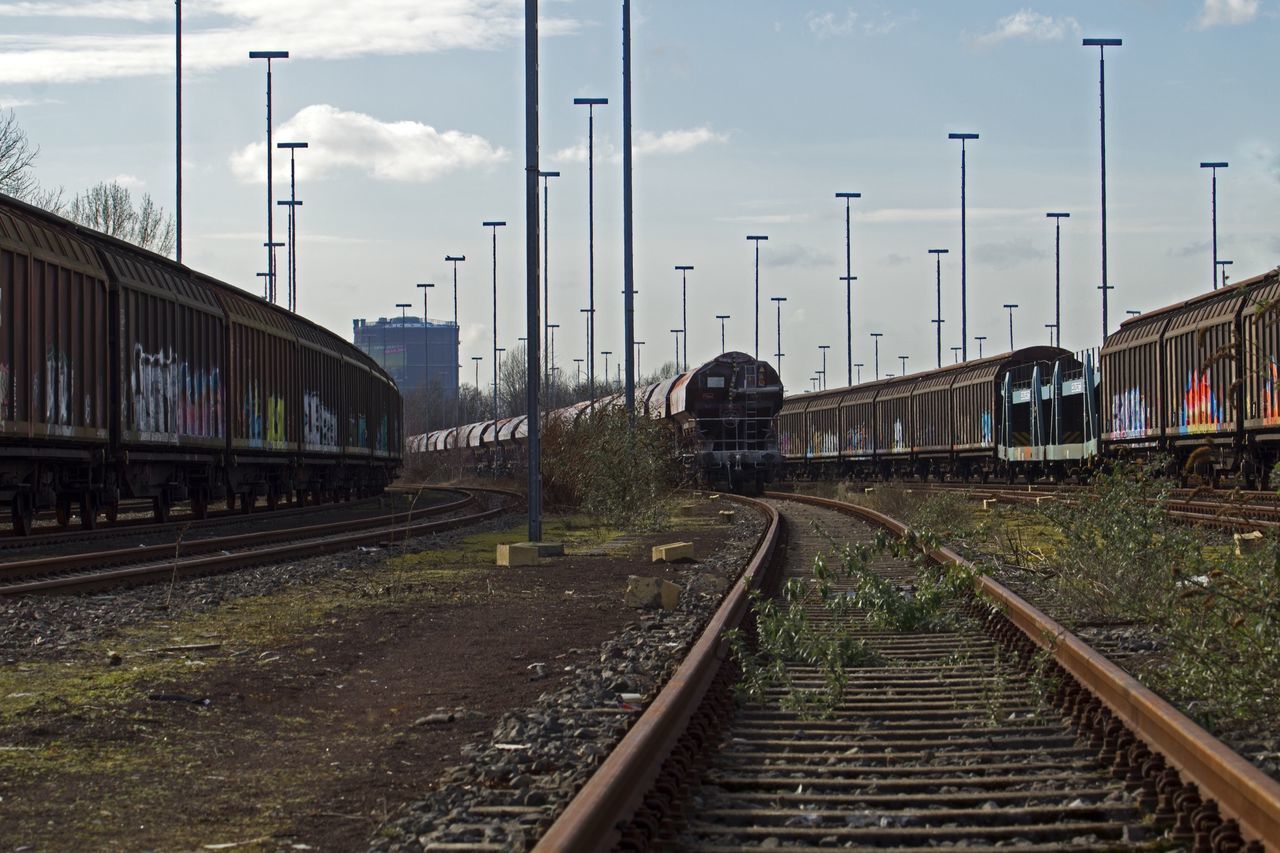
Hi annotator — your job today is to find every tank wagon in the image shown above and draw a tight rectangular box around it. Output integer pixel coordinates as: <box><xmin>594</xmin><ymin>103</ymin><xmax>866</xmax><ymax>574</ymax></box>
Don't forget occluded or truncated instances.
<box><xmin>0</xmin><ymin>192</ymin><xmax>401</xmax><ymax>535</ymax></box>
<box><xmin>409</xmin><ymin>351</ymin><xmax>784</xmax><ymax>493</ymax></box>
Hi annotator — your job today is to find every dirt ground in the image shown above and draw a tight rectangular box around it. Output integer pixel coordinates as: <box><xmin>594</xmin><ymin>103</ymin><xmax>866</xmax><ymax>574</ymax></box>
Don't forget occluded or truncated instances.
<box><xmin>0</xmin><ymin>501</ymin><xmax>744</xmax><ymax>851</ymax></box>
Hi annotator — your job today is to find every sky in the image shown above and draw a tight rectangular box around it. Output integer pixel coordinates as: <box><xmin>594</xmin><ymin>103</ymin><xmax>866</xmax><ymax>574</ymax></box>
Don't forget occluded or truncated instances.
<box><xmin>2</xmin><ymin>0</ymin><xmax>1278</xmax><ymax>390</ymax></box>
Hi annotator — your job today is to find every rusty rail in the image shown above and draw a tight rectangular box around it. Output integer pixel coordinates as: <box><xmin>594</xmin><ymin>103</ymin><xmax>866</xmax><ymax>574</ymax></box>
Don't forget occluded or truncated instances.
<box><xmin>534</xmin><ymin>496</ymin><xmax>781</xmax><ymax>852</ymax></box>
<box><xmin>771</xmin><ymin>490</ymin><xmax>1280</xmax><ymax>850</ymax></box>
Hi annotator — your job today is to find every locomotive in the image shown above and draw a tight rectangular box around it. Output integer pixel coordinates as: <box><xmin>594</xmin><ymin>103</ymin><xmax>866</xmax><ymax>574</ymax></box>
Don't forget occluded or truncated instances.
<box><xmin>0</xmin><ymin>192</ymin><xmax>402</xmax><ymax>535</ymax></box>
<box><xmin>408</xmin><ymin>351</ymin><xmax>784</xmax><ymax>493</ymax></box>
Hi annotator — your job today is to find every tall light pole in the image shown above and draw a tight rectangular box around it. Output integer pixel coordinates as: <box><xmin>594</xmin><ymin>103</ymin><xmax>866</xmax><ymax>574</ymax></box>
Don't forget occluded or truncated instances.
<box><xmin>854</xmin><ymin>362</ymin><xmax>863</xmax><ymax>384</ymax></box>
<box><xmin>472</xmin><ymin>356</ymin><xmax>482</xmax><ymax>390</ymax></box>
<box><xmin>1125</xmin><ymin>310</ymin><xmax>1141</xmax><ymax>318</ymax></box>
<box><xmin>539</xmin><ymin>170</ymin><xmax>560</xmax><ymax>390</ymax></box>
<box><xmin>716</xmin><ymin>314</ymin><xmax>730</xmax><ymax>354</ymax></box>
<box><xmin>416</xmin><ymin>283</ymin><xmax>435</xmax><ymax>427</ymax></box>
<box><xmin>601</xmin><ymin>351</ymin><xmax>612</xmax><ymax>391</ymax></box>
<box><xmin>547</xmin><ymin>323</ymin><xmax>560</xmax><ymax>406</ymax></box>
<box><xmin>870</xmin><ymin>332</ymin><xmax>883</xmax><ymax>380</ymax></box>
<box><xmin>248</xmin><ymin>50</ymin><xmax>288</xmax><ymax>303</ymax></box>
<box><xmin>674</xmin><ymin>265</ymin><xmax>693</xmax><ymax>371</ymax></box>
<box><xmin>975</xmin><ymin>335</ymin><xmax>987</xmax><ymax>358</ymax></box>
<box><xmin>1217</xmin><ymin>259</ymin><xmax>1234</xmax><ymax>289</ymax></box>
<box><xmin>1200</xmin><ymin>161</ymin><xmax>1228</xmax><ymax>290</ymax></box>
<box><xmin>818</xmin><ymin>345</ymin><xmax>830</xmax><ymax>389</ymax></box>
<box><xmin>277</xmin><ymin>141</ymin><xmax>307</xmax><ymax>312</ymax></box>
<box><xmin>524</xmin><ymin>0</ymin><xmax>543</xmax><ymax>540</ymax></box>
<box><xmin>948</xmin><ymin>132</ymin><xmax>978</xmax><ymax>360</ymax></box>
<box><xmin>483</xmin><ymin>220</ymin><xmax>506</xmax><ymax>463</ymax></box>
<box><xmin>622</xmin><ymin>0</ymin><xmax>637</xmax><ymax>413</ymax></box>
<box><xmin>898</xmin><ymin>355</ymin><xmax>908</xmax><ymax>376</ymax></box>
<box><xmin>928</xmin><ymin>248</ymin><xmax>948</xmax><ymax>368</ymax></box>
<box><xmin>633</xmin><ymin>342</ymin><xmax>644</xmax><ymax>381</ymax></box>
<box><xmin>836</xmin><ymin>191</ymin><xmax>861</xmax><ymax>385</ymax></box>
<box><xmin>1083</xmin><ymin>37</ymin><xmax>1122</xmax><ymax>339</ymax></box>
<box><xmin>951</xmin><ymin>346</ymin><xmax>961</xmax><ymax>364</ymax></box>
<box><xmin>573</xmin><ymin>358</ymin><xmax>584</xmax><ymax>386</ymax></box>
<box><xmin>264</xmin><ymin>241</ymin><xmax>284</xmax><ymax>303</ymax></box>
<box><xmin>1045</xmin><ymin>323</ymin><xmax>1056</xmax><ymax>345</ymax></box>
<box><xmin>445</xmin><ymin>255</ymin><xmax>465</xmax><ymax>409</ymax></box>
<box><xmin>670</xmin><ymin>329</ymin><xmax>682</xmax><ymax>371</ymax></box>
<box><xmin>175</xmin><ymin>0</ymin><xmax>182</xmax><ymax>264</ymax></box>
<box><xmin>771</xmin><ymin>296</ymin><xmax>787</xmax><ymax>381</ymax></box>
<box><xmin>573</xmin><ymin>97</ymin><xmax>607</xmax><ymax>411</ymax></box>
<box><xmin>747</xmin><ymin>235</ymin><xmax>769</xmax><ymax>363</ymax></box>
<box><xmin>396</xmin><ymin>303</ymin><xmax>412</xmax><ymax>389</ymax></box>
<box><xmin>1003</xmin><ymin>303</ymin><xmax>1019</xmax><ymax>351</ymax></box>
<box><xmin>1046</xmin><ymin>212</ymin><xmax>1069</xmax><ymax>347</ymax></box>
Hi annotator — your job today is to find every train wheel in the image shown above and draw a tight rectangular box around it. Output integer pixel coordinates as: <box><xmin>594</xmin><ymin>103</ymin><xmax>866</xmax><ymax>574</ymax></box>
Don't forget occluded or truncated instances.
<box><xmin>267</xmin><ymin>487</ymin><xmax>280</xmax><ymax>512</ymax></box>
<box><xmin>240</xmin><ymin>492</ymin><xmax>254</xmax><ymax>514</ymax></box>
<box><xmin>226</xmin><ymin>492</ymin><xmax>237</xmax><ymax>512</ymax></box>
<box><xmin>79</xmin><ymin>493</ymin><xmax>99</xmax><ymax>530</ymax></box>
<box><xmin>153</xmin><ymin>495</ymin><xmax>171</xmax><ymax>524</ymax></box>
<box><xmin>55</xmin><ymin>496</ymin><xmax>71</xmax><ymax>527</ymax></box>
<box><xmin>10</xmin><ymin>495</ymin><xmax>34</xmax><ymax>537</ymax></box>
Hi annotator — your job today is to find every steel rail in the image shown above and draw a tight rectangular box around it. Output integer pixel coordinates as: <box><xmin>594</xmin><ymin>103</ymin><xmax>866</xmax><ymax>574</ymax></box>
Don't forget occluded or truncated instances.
<box><xmin>770</xmin><ymin>491</ymin><xmax>1280</xmax><ymax>849</ymax></box>
<box><xmin>1</xmin><ymin>489</ymin><xmax>520</xmax><ymax>596</ymax></box>
<box><xmin>534</xmin><ymin>496</ymin><xmax>781</xmax><ymax>852</ymax></box>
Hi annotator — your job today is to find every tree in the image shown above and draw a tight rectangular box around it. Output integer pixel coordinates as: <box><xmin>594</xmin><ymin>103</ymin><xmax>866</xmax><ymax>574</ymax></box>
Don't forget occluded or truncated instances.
<box><xmin>67</xmin><ymin>181</ymin><xmax>175</xmax><ymax>257</ymax></box>
<box><xmin>0</xmin><ymin>109</ymin><xmax>39</xmax><ymax>200</ymax></box>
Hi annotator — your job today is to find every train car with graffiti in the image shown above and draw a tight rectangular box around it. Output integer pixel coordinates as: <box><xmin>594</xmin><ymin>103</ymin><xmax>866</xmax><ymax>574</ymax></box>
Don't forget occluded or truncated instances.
<box><xmin>0</xmin><ymin>192</ymin><xmax>401</xmax><ymax>535</ymax></box>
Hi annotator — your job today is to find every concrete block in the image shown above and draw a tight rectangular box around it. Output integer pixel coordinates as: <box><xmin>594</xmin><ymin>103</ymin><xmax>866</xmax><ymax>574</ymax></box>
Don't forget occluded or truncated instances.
<box><xmin>624</xmin><ymin>576</ymin><xmax>662</xmax><ymax>609</ymax></box>
<box><xmin>864</xmin><ymin>487</ymin><xmax>874</xmax><ymax>494</ymax></box>
<box><xmin>1034</xmin><ymin>496</ymin><xmax>1053</xmax><ymax>506</ymax></box>
<box><xmin>1234</xmin><ymin>530</ymin><xmax>1265</xmax><ymax>556</ymax></box>
<box><xmin>708</xmin><ymin>494</ymin><xmax>722</xmax><ymax>501</ymax></box>
<box><xmin>981</xmin><ymin>498</ymin><xmax>997</xmax><ymax>511</ymax></box>
<box><xmin>651</xmin><ymin>541</ymin><xmax>694</xmax><ymax>563</ymax></box>
<box><xmin>678</xmin><ymin>503</ymin><xmax>700</xmax><ymax>516</ymax></box>
<box><xmin>496</xmin><ymin>542</ymin><xmax>539</xmax><ymax>567</ymax></box>
<box><xmin>529</xmin><ymin>541</ymin><xmax>564</xmax><ymax>557</ymax></box>
<box><xmin>660</xmin><ymin>580</ymin><xmax>682</xmax><ymax>610</ymax></box>
<box><xmin>718</xmin><ymin>510</ymin><xmax>736</xmax><ymax>523</ymax></box>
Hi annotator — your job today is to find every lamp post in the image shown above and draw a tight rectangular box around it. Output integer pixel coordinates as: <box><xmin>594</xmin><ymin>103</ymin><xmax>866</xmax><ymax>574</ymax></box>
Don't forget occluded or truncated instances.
<box><xmin>928</xmin><ymin>248</ymin><xmax>948</xmax><ymax>368</ymax></box>
<box><xmin>818</xmin><ymin>345</ymin><xmax>830</xmax><ymax>390</ymax></box>
<box><xmin>771</xmin><ymin>296</ymin><xmax>787</xmax><ymax>381</ymax></box>
<box><xmin>1003</xmin><ymin>304</ymin><xmax>1019</xmax><ymax>350</ymax></box>
<box><xmin>975</xmin><ymin>335</ymin><xmax>987</xmax><ymax>358</ymax></box>
<box><xmin>264</xmin><ymin>241</ymin><xmax>284</xmax><ymax>303</ymax></box>
<box><xmin>674</xmin><ymin>265</ymin><xmax>693</xmax><ymax>371</ymax></box>
<box><xmin>396</xmin><ymin>303</ymin><xmax>412</xmax><ymax>388</ymax></box>
<box><xmin>483</xmin><ymin>221</ymin><xmax>506</xmax><ymax>457</ymax></box>
<box><xmin>573</xmin><ymin>97</ymin><xmax>607</xmax><ymax>409</ymax></box>
<box><xmin>716</xmin><ymin>314</ymin><xmax>730</xmax><ymax>354</ymax></box>
<box><xmin>601</xmin><ymin>351</ymin><xmax>612</xmax><ymax>391</ymax></box>
<box><xmin>472</xmin><ymin>356</ymin><xmax>482</xmax><ymax>390</ymax></box>
<box><xmin>670</xmin><ymin>329</ymin><xmax>682</xmax><ymax>372</ymax></box>
<box><xmin>898</xmin><ymin>355</ymin><xmax>908</xmax><ymax>376</ymax></box>
<box><xmin>175</xmin><ymin>0</ymin><xmax>182</xmax><ymax>264</ymax></box>
<box><xmin>854</xmin><ymin>362</ymin><xmax>863</xmax><ymax>384</ymax></box>
<box><xmin>539</xmin><ymin>170</ymin><xmax>560</xmax><ymax>389</ymax></box>
<box><xmin>573</xmin><ymin>358</ymin><xmax>583</xmax><ymax>386</ymax></box>
<box><xmin>417</xmin><ymin>282</ymin><xmax>434</xmax><ymax>426</ymax></box>
<box><xmin>256</xmin><ymin>271</ymin><xmax>269</xmax><ymax>299</ymax></box>
<box><xmin>1045</xmin><ymin>323</ymin><xmax>1056</xmax><ymax>345</ymax></box>
<box><xmin>747</xmin><ymin>235</ymin><xmax>769</xmax><ymax>362</ymax></box>
<box><xmin>948</xmin><ymin>132</ymin><xmax>979</xmax><ymax>360</ymax></box>
<box><xmin>1126</xmin><ymin>310</ymin><xmax>1141</xmax><ymax>318</ymax></box>
<box><xmin>836</xmin><ymin>191</ymin><xmax>861</xmax><ymax>385</ymax></box>
<box><xmin>951</xmin><ymin>346</ymin><xmax>961</xmax><ymax>364</ymax></box>
<box><xmin>445</xmin><ymin>255</ymin><xmax>465</xmax><ymax>405</ymax></box>
<box><xmin>870</xmin><ymin>332</ymin><xmax>883</xmax><ymax>380</ymax></box>
<box><xmin>547</xmin><ymin>323</ymin><xmax>560</xmax><ymax>407</ymax></box>
<box><xmin>1217</xmin><ymin>259</ymin><xmax>1234</xmax><ymax>289</ymax></box>
<box><xmin>1046</xmin><ymin>212</ymin><xmax>1069</xmax><ymax>347</ymax></box>
<box><xmin>1200</xmin><ymin>162</ymin><xmax>1228</xmax><ymax>290</ymax></box>
<box><xmin>276</xmin><ymin>141</ymin><xmax>307</xmax><ymax>312</ymax></box>
<box><xmin>248</xmin><ymin>50</ymin><xmax>288</xmax><ymax>304</ymax></box>
<box><xmin>633</xmin><ymin>342</ymin><xmax>645</xmax><ymax>381</ymax></box>
<box><xmin>1083</xmin><ymin>37</ymin><xmax>1123</xmax><ymax>339</ymax></box>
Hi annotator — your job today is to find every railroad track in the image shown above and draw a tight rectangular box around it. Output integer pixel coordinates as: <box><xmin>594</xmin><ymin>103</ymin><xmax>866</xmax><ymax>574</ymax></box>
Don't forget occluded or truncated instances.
<box><xmin>537</xmin><ymin>492</ymin><xmax>1280</xmax><ymax>851</ymax></box>
<box><xmin>0</xmin><ymin>487</ymin><xmax>520</xmax><ymax>596</ymax></box>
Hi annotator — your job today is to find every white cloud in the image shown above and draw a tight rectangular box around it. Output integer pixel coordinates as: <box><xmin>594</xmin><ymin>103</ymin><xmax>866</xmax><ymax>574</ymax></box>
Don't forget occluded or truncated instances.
<box><xmin>0</xmin><ymin>94</ymin><xmax>57</xmax><ymax>108</ymax></box>
<box><xmin>229</xmin><ymin>104</ymin><xmax>508</xmax><ymax>185</ymax></box>
<box><xmin>110</xmin><ymin>173</ymin><xmax>143</xmax><ymax>188</ymax></box>
<box><xmin>1198</xmin><ymin>0</ymin><xmax>1260</xmax><ymax>27</ymax></box>
<box><xmin>806</xmin><ymin>8</ymin><xmax>915</xmax><ymax>39</ymax></box>
<box><xmin>0</xmin><ymin>0</ymin><xmax>580</xmax><ymax>84</ymax></box>
<box><xmin>973</xmin><ymin>9</ymin><xmax>1080</xmax><ymax>46</ymax></box>
<box><xmin>552</xmin><ymin>126</ymin><xmax>725</xmax><ymax>164</ymax></box>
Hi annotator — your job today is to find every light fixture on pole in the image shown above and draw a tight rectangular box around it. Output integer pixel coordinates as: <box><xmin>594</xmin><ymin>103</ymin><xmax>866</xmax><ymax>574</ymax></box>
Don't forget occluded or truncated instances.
<box><xmin>1045</xmin><ymin>323</ymin><xmax>1056</xmax><ymax>345</ymax></box>
<box><xmin>771</xmin><ymin>296</ymin><xmax>787</xmax><ymax>381</ymax></box>
<box><xmin>1046</xmin><ymin>212</ymin><xmax>1069</xmax><ymax>347</ymax></box>
<box><xmin>928</xmin><ymin>248</ymin><xmax>948</xmax><ymax>368</ymax></box>
<box><xmin>716</xmin><ymin>314</ymin><xmax>730</xmax><ymax>354</ymax></box>
<box><xmin>539</xmin><ymin>170</ymin><xmax>560</xmax><ymax>390</ymax></box>
<box><xmin>248</xmin><ymin>50</ymin><xmax>289</xmax><ymax>304</ymax></box>
<box><xmin>854</xmin><ymin>362</ymin><xmax>863</xmax><ymax>384</ymax></box>
<box><xmin>395</xmin><ymin>303</ymin><xmax>412</xmax><ymax>388</ymax></box>
<box><xmin>633</xmin><ymin>341</ymin><xmax>645</xmax><ymax>381</ymax></box>
<box><xmin>1200</xmin><ymin>162</ymin><xmax>1228</xmax><ymax>290</ymax></box>
<box><xmin>573</xmin><ymin>97</ymin><xmax>607</xmax><ymax>410</ymax></box>
<box><xmin>835</xmin><ymin>191</ymin><xmax>861</xmax><ymax>385</ymax></box>
<box><xmin>818</xmin><ymin>345</ymin><xmax>830</xmax><ymax>390</ymax></box>
<box><xmin>951</xmin><ymin>346</ymin><xmax>961</xmax><ymax>364</ymax></box>
<box><xmin>482</xmin><ymin>220</ymin><xmax>506</xmax><ymax>467</ymax></box>
<box><xmin>975</xmin><ymin>335</ymin><xmax>987</xmax><ymax>358</ymax></box>
<box><xmin>948</xmin><ymin>132</ymin><xmax>979</xmax><ymax>360</ymax></box>
<box><xmin>670</xmin><ymin>329</ymin><xmax>682</xmax><ymax>371</ymax></box>
<box><xmin>1083</xmin><ymin>37</ymin><xmax>1123</xmax><ymax>339</ymax></box>
<box><xmin>870</xmin><ymin>332</ymin><xmax>883</xmax><ymax>380</ymax></box>
<box><xmin>276</xmin><ymin>142</ymin><xmax>307</xmax><ymax>312</ymax></box>
<box><xmin>601</xmin><ymin>350</ymin><xmax>612</xmax><ymax>391</ymax></box>
<box><xmin>1125</xmin><ymin>310</ymin><xmax>1141</xmax><ymax>318</ymax></box>
<box><xmin>898</xmin><ymin>355</ymin><xmax>908</xmax><ymax>376</ymax></box>
<box><xmin>264</xmin><ymin>241</ymin><xmax>284</xmax><ymax>303</ymax></box>
<box><xmin>1217</xmin><ymin>259</ymin><xmax>1234</xmax><ymax>289</ymax></box>
<box><xmin>417</xmin><ymin>282</ymin><xmax>435</xmax><ymax>426</ymax></box>
<box><xmin>674</xmin><ymin>265</ymin><xmax>693</xmax><ymax>371</ymax></box>
<box><xmin>573</xmin><ymin>358</ymin><xmax>583</xmax><ymax>385</ymax></box>
<box><xmin>445</xmin><ymin>255</ymin><xmax>465</xmax><ymax>442</ymax></box>
<box><xmin>546</xmin><ymin>323</ymin><xmax>560</xmax><ymax>406</ymax></box>
<box><xmin>1003</xmin><ymin>304</ymin><xmax>1019</xmax><ymax>350</ymax></box>
<box><xmin>747</xmin><ymin>235</ymin><xmax>769</xmax><ymax>363</ymax></box>
<box><xmin>472</xmin><ymin>356</ymin><xmax>483</xmax><ymax>389</ymax></box>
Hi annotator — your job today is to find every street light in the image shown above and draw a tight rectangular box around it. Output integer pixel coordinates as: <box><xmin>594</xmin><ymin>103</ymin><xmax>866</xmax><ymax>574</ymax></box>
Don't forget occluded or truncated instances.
<box><xmin>1003</xmin><ymin>304</ymin><xmax>1019</xmax><ymax>350</ymax></box>
<box><xmin>835</xmin><ymin>191</ymin><xmax>861</xmax><ymax>385</ymax></box>
<box><xmin>870</xmin><ymin>332</ymin><xmax>883</xmax><ymax>380</ymax></box>
<box><xmin>1046</xmin><ymin>212</ymin><xmax>1070</xmax><ymax>347</ymax></box>
<box><xmin>747</xmin><ymin>235</ymin><xmax>769</xmax><ymax>362</ymax></box>
<box><xmin>396</xmin><ymin>303</ymin><xmax>412</xmax><ymax>388</ymax></box>
<box><xmin>716</xmin><ymin>314</ymin><xmax>730</xmax><ymax>353</ymax></box>
<box><xmin>1201</xmin><ymin>162</ymin><xmax>1229</xmax><ymax>290</ymax></box>
<box><xmin>670</xmin><ymin>329</ymin><xmax>682</xmax><ymax>372</ymax></box>
<box><xmin>818</xmin><ymin>345</ymin><xmax>830</xmax><ymax>390</ymax></box>
<box><xmin>276</xmin><ymin>141</ymin><xmax>307</xmax><ymax>312</ymax></box>
<box><xmin>573</xmin><ymin>97</ymin><xmax>607</xmax><ymax>409</ymax></box>
<box><xmin>248</xmin><ymin>50</ymin><xmax>288</xmax><ymax>304</ymax></box>
<box><xmin>601</xmin><ymin>350</ymin><xmax>613</xmax><ymax>391</ymax></box>
<box><xmin>975</xmin><ymin>335</ymin><xmax>987</xmax><ymax>358</ymax></box>
<box><xmin>445</xmin><ymin>255</ymin><xmax>465</xmax><ymax>408</ymax></box>
<box><xmin>771</xmin><ymin>296</ymin><xmax>787</xmax><ymax>381</ymax></box>
<box><xmin>539</xmin><ymin>170</ymin><xmax>560</xmax><ymax>389</ymax></box>
<box><xmin>417</xmin><ymin>282</ymin><xmax>435</xmax><ymax>426</ymax></box>
<box><xmin>928</xmin><ymin>248</ymin><xmax>948</xmax><ymax>368</ymax></box>
<box><xmin>472</xmin><ymin>356</ymin><xmax>483</xmax><ymax>389</ymax></box>
<box><xmin>674</xmin><ymin>265</ymin><xmax>693</xmax><ymax>371</ymax></box>
<box><xmin>948</xmin><ymin>131</ymin><xmax>979</xmax><ymax>360</ymax></box>
<box><xmin>1045</xmin><ymin>323</ymin><xmax>1056</xmax><ymax>345</ymax></box>
<box><xmin>854</xmin><ymin>362</ymin><xmax>864</xmax><ymax>384</ymax></box>
<box><xmin>175</xmin><ymin>0</ymin><xmax>183</xmax><ymax>264</ymax></box>
<box><xmin>483</xmin><ymin>220</ymin><xmax>507</xmax><ymax>459</ymax></box>
<box><xmin>1125</xmin><ymin>310</ymin><xmax>1141</xmax><ymax>318</ymax></box>
<box><xmin>547</xmin><ymin>323</ymin><xmax>560</xmax><ymax>407</ymax></box>
<box><xmin>573</xmin><ymin>358</ymin><xmax>584</xmax><ymax>385</ymax></box>
<box><xmin>951</xmin><ymin>346</ymin><xmax>961</xmax><ymax>364</ymax></box>
<box><xmin>898</xmin><ymin>355</ymin><xmax>908</xmax><ymax>376</ymax></box>
<box><xmin>633</xmin><ymin>341</ymin><xmax>645</xmax><ymax>380</ymax></box>
<box><xmin>1083</xmin><ymin>37</ymin><xmax>1123</xmax><ymax>339</ymax></box>
<box><xmin>1217</xmin><ymin>259</ymin><xmax>1234</xmax><ymax>289</ymax></box>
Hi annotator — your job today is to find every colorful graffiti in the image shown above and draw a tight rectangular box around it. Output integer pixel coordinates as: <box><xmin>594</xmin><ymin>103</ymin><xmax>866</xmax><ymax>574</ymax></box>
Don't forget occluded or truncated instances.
<box><xmin>131</xmin><ymin>345</ymin><xmax>223</xmax><ymax>438</ymax></box>
<box><xmin>779</xmin><ymin>432</ymin><xmax>796</xmax><ymax>456</ymax></box>
<box><xmin>1179</xmin><ymin>370</ymin><xmax>1224</xmax><ymax>433</ymax></box>
<box><xmin>44</xmin><ymin>347</ymin><xmax>72</xmax><ymax>424</ymax></box>
<box><xmin>846</xmin><ymin>423</ymin><xmax>871</xmax><ymax>454</ymax></box>
<box><xmin>242</xmin><ymin>381</ymin><xmax>285</xmax><ymax>445</ymax></box>
<box><xmin>980</xmin><ymin>410</ymin><xmax>993</xmax><ymax>446</ymax></box>
<box><xmin>1261</xmin><ymin>358</ymin><xmax>1280</xmax><ymax>424</ymax></box>
<box><xmin>809</xmin><ymin>430</ymin><xmax>839</xmax><ymax>457</ymax></box>
<box><xmin>304</xmin><ymin>391</ymin><xmax>338</xmax><ymax>447</ymax></box>
<box><xmin>1111</xmin><ymin>387</ymin><xmax>1148</xmax><ymax>437</ymax></box>
<box><xmin>376</xmin><ymin>415</ymin><xmax>389</xmax><ymax>453</ymax></box>
<box><xmin>891</xmin><ymin>418</ymin><xmax>907</xmax><ymax>452</ymax></box>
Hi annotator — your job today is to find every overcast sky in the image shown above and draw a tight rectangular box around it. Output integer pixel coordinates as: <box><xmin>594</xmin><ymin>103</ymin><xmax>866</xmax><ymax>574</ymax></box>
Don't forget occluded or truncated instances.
<box><xmin>3</xmin><ymin>0</ymin><xmax>1277</xmax><ymax>388</ymax></box>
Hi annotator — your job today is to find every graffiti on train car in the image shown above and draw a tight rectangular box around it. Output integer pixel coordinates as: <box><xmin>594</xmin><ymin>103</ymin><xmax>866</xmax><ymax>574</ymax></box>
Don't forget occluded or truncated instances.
<box><xmin>981</xmin><ymin>410</ymin><xmax>993</xmax><ymax>445</ymax></box>
<box><xmin>242</xmin><ymin>381</ymin><xmax>286</xmax><ymax>444</ymax></box>
<box><xmin>846</xmin><ymin>423</ymin><xmax>871</xmax><ymax>454</ymax></box>
<box><xmin>1111</xmin><ymin>387</ymin><xmax>1149</xmax><ymax>437</ymax></box>
<box><xmin>0</xmin><ymin>362</ymin><xmax>9</xmax><ymax>424</ymax></box>
<box><xmin>1179</xmin><ymin>370</ymin><xmax>1225</xmax><ymax>433</ymax></box>
<box><xmin>809</xmin><ymin>430</ymin><xmax>839</xmax><ymax>456</ymax></box>
<box><xmin>304</xmin><ymin>391</ymin><xmax>338</xmax><ymax>446</ymax></box>
<box><xmin>1260</xmin><ymin>358</ymin><xmax>1280</xmax><ymax>425</ymax></box>
<box><xmin>131</xmin><ymin>345</ymin><xmax>224</xmax><ymax>438</ymax></box>
<box><xmin>44</xmin><ymin>347</ymin><xmax>72</xmax><ymax>425</ymax></box>
<box><xmin>377</xmin><ymin>415</ymin><xmax>389</xmax><ymax>452</ymax></box>
<box><xmin>891</xmin><ymin>418</ymin><xmax>907</xmax><ymax>452</ymax></box>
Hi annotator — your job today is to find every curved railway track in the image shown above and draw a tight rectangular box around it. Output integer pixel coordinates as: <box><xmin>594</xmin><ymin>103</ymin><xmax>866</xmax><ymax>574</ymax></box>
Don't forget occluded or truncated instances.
<box><xmin>0</xmin><ymin>487</ymin><xmax>520</xmax><ymax>596</ymax></box>
<box><xmin>537</xmin><ymin>492</ymin><xmax>1280</xmax><ymax>851</ymax></box>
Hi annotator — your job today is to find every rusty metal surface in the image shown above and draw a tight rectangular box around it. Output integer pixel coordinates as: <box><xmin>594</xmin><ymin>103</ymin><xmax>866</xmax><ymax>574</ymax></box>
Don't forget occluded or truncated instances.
<box><xmin>773</xmin><ymin>490</ymin><xmax>1280</xmax><ymax>850</ymax></box>
<box><xmin>533</xmin><ymin>496</ymin><xmax>781</xmax><ymax>853</ymax></box>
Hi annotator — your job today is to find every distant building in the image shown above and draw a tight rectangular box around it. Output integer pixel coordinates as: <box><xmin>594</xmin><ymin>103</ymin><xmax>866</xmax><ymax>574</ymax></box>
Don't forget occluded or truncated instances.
<box><xmin>353</xmin><ymin>316</ymin><xmax>459</xmax><ymax>401</ymax></box>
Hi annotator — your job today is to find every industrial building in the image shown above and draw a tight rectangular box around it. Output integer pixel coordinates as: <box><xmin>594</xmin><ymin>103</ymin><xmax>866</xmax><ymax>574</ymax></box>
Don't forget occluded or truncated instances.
<box><xmin>353</xmin><ymin>316</ymin><xmax>460</xmax><ymax>402</ymax></box>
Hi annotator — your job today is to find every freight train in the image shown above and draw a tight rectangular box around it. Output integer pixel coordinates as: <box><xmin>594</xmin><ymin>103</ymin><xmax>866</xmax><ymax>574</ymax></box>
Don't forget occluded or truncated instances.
<box><xmin>408</xmin><ymin>351</ymin><xmax>784</xmax><ymax>493</ymax></box>
<box><xmin>0</xmin><ymin>192</ymin><xmax>402</xmax><ymax>536</ymax></box>
<box><xmin>780</xmin><ymin>268</ymin><xmax>1280</xmax><ymax>489</ymax></box>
